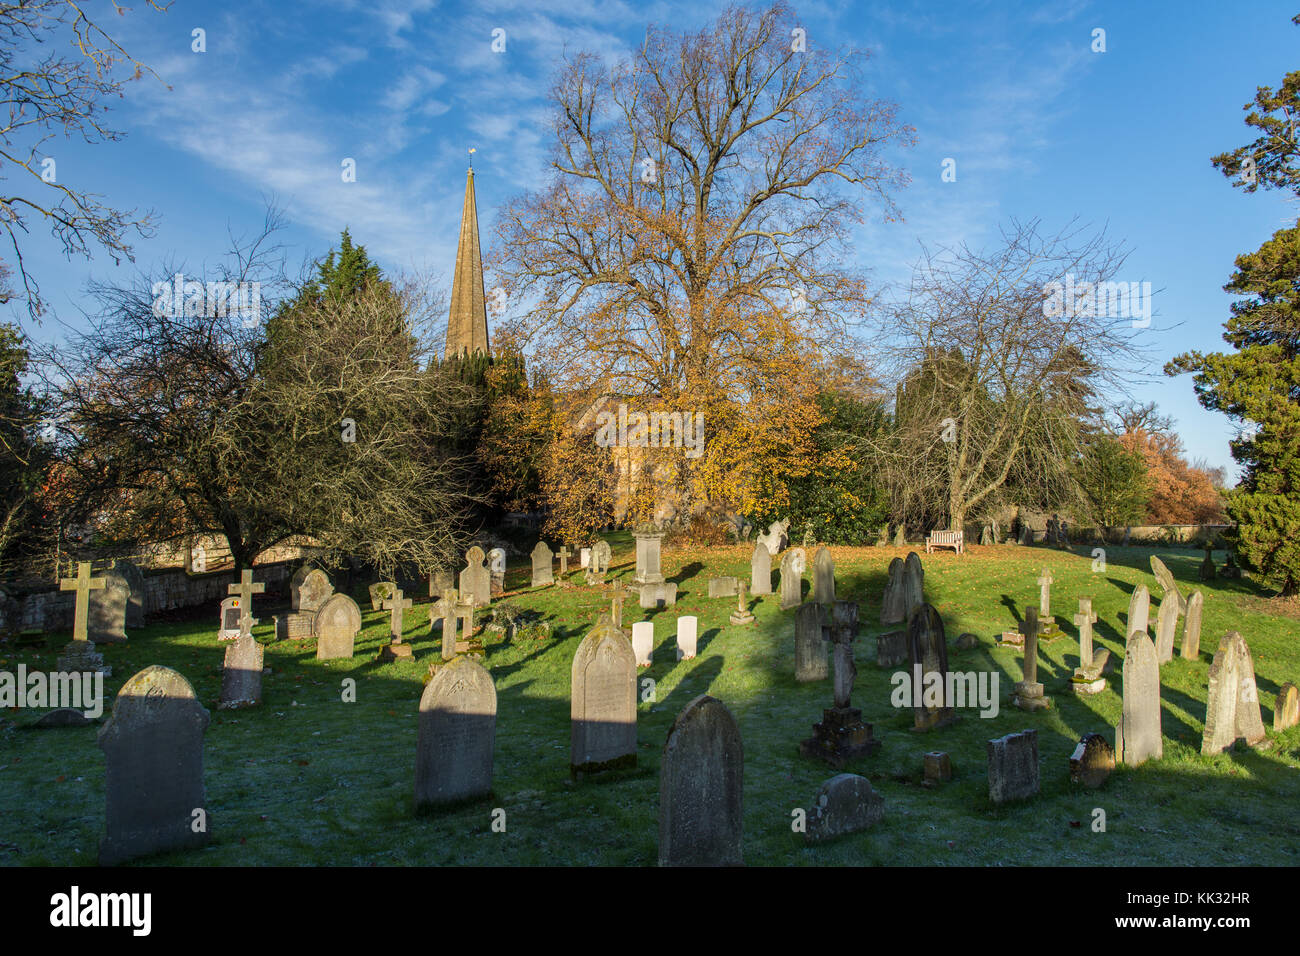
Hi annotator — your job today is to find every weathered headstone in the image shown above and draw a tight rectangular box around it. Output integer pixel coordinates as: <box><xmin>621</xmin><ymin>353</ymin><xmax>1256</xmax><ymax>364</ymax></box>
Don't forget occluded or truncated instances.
<box><xmin>801</xmin><ymin>601</ymin><xmax>879</xmax><ymax>765</ymax></box>
<box><xmin>571</xmin><ymin>619</ymin><xmax>638</xmax><ymax>777</ymax></box>
<box><xmin>987</xmin><ymin>729</ymin><xmax>1039</xmax><ymax>804</ymax></box>
<box><xmin>219</xmin><ymin>631</ymin><xmax>263</xmax><ymax>709</ymax></box>
<box><xmin>1115</xmin><ymin>631</ymin><xmax>1162</xmax><ymax>766</ymax></box>
<box><xmin>638</xmin><ymin>581</ymin><xmax>678</xmax><ymax>609</ymax></box>
<box><xmin>1201</xmin><ymin>631</ymin><xmax>1267</xmax><ymax>755</ymax></box>
<box><xmin>314</xmin><ymin>593</ymin><xmax>361</xmax><ymax>660</ymax></box>
<box><xmin>902</xmin><ymin>552</ymin><xmax>925</xmax><ymax>619</ymax></box>
<box><xmin>1017</xmin><ymin>523</ymin><xmax>1032</xmax><ymax>546</ymax></box>
<box><xmin>779</xmin><ymin>547</ymin><xmax>805</xmax><ymax>610</ymax></box>
<box><xmin>432</xmin><ymin>589</ymin><xmax>458</xmax><ymax>660</ymax></box>
<box><xmin>880</xmin><ymin>557</ymin><xmax>906</xmax><ymax>624</ymax></box>
<box><xmin>1180</xmin><ymin>590</ymin><xmax>1204</xmax><ymax>660</ymax></box>
<box><xmin>875</xmin><ymin>525</ymin><xmax>889</xmax><ymax>547</ymax></box>
<box><xmin>459</xmin><ymin>546</ymin><xmax>491</xmax><ymax>607</ymax></box>
<box><xmin>530</xmin><ymin>541</ymin><xmax>554</xmax><ymax>588</ymax></box>
<box><xmin>87</xmin><ymin>567</ymin><xmax>130</xmax><ymax>644</ymax></box>
<box><xmin>378</xmin><ymin>588</ymin><xmax>415</xmax><ymax>661</ymax></box>
<box><xmin>794</xmin><ymin>603</ymin><xmax>827</xmax><ymax>682</ymax></box>
<box><xmin>428</xmin><ymin>569</ymin><xmax>455</xmax><ymax>601</ymax></box>
<box><xmin>487</xmin><ymin>547</ymin><xmax>507</xmax><ymax>598</ymax></box>
<box><xmin>1199</xmin><ymin>543</ymin><xmax>1216</xmax><ymax>581</ymax></box>
<box><xmin>592</xmin><ymin>539</ymin><xmax>612</xmax><ymax>572</ymax></box>
<box><xmin>1068</xmin><ymin>733</ymin><xmax>1114</xmax><ymax>789</ymax></box>
<box><xmin>876</xmin><ymin>629</ymin><xmax>907</xmax><ymax>667</ymax></box>
<box><xmin>979</xmin><ymin>524</ymin><xmax>994</xmax><ymax>546</ymax></box>
<box><xmin>295</xmin><ymin>568</ymin><xmax>334</xmax><ymax>614</ymax></box>
<box><xmin>415</xmin><ymin>656</ymin><xmax>496</xmax><ymax>809</ymax></box>
<box><xmin>658</xmin><ymin>695</ymin><xmax>744</xmax><ymax>866</ymax></box>
<box><xmin>756</xmin><ymin>518</ymin><xmax>789</xmax><ymax>556</ymax></box>
<box><xmin>1275</xmin><ymin>682</ymin><xmax>1299</xmax><ymax>732</ymax></box>
<box><xmin>923</xmin><ymin>751</ymin><xmax>952</xmax><ymax>783</ymax></box>
<box><xmin>750</xmin><ymin>542</ymin><xmax>772</xmax><ymax>595</ymax></box>
<box><xmin>802</xmin><ymin>773</ymin><xmax>885</xmax><ymax>844</ymax></box>
<box><xmin>708</xmin><ymin>575</ymin><xmax>740</xmax><ymax>598</ymax></box>
<box><xmin>893</xmin><ymin>524</ymin><xmax>906</xmax><ymax>547</ymax></box>
<box><xmin>368</xmin><ymin>581</ymin><xmax>396</xmax><ymax>612</ymax></box>
<box><xmin>631</xmin><ymin>621</ymin><xmax>654</xmax><ymax>667</ymax></box>
<box><xmin>812</xmin><ymin>546</ymin><xmax>835</xmax><ymax>606</ymax></box>
<box><xmin>1150</xmin><ymin>555</ymin><xmax>1186</xmax><ymax>614</ymax></box>
<box><xmin>676</xmin><ymin>616</ymin><xmax>698</xmax><ymax>661</ymax></box>
<box><xmin>113</xmin><ymin>558</ymin><xmax>146</xmax><ymax>629</ymax></box>
<box><xmin>55</xmin><ymin>562</ymin><xmax>109</xmax><ymax>675</ymax></box>
<box><xmin>634</xmin><ymin>528</ymin><xmax>665</xmax><ymax>584</ymax></box>
<box><xmin>908</xmin><ymin>603</ymin><xmax>957</xmax><ymax>728</ymax></box>
<box><xmin>98</xmin><ymin>666</ymin><xmax>210</xmax><ymax>864</ymax></box>
<box><xmin>1126</xmin><ymin>584</ymin><xmax>1150</xmax><ymax>637</ymax></box>
<box><xmin>1154</xmin><ymin>596</ymin><xmax>1180</xmax><ymax>664</ymax></box>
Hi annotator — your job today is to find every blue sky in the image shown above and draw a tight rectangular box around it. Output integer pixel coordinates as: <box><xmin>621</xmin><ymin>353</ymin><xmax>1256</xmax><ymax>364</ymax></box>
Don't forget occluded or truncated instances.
<box><xmin>14</xmin><ymin>0</ymin><xmax>1300</xmax><ymax>478</ymax></box>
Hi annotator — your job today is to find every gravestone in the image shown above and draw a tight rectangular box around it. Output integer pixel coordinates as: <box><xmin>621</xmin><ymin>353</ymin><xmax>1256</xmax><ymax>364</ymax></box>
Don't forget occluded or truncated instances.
<box><xmin>631</xmin><ymin>621</ymin><xmax>654</xmax><ymax>668</ymax></box>
<box><xmin>428</xmin><ymin>570</ymin><xmax>455</xmax><ymax>601</ymax></box>
<box><xmin>1011</xmin><ymin>607</ymin><xmax>1051</xmax><ymax>711</ymax></box>
<box><xmin>592</xmin><ymin>539</ymin><xmax>612</xmax><ymax>572</ymax></box>
<box><xmin>1154</xmin><ymin>596</ymin><xmax>1180</xmax><ymax>664</ymax></box>
<box><xmin>1275</xmin><ymin>682</ymin><xmax>1299</xmax><ymax>732</ymax></box>
<box><xmin>1220</xmin><ymin>551</ymin><xmax>1242</xmax><ymax>578</ymax></box>
<box><xmin>876</xmin><ymin>629</ymin><xmax>907</xmax><ymax>667</ymax></box>
<box><xmin>314</xmin><ymin>594</ymin><xmax>361</xmax><ymax>660</ymax></box>
<box><xmin>1150</xmin><ymin>555</ymin><xmax>1186</xmax><ymax>614</ymax></box>
<box><xmin>432</xmin><ymin>589</ymin><xmax>458</xmax><ymax>661</ymax></box>
<box><xmin>880</xmin><ymin>557</ymin><xmax>906</xmax><ymax>624</ymax></box>
<box><xmin>638</xmin><ymin>581</ymin><xmax>678</xmax><ymax>609</ymax></box>
<box><xmin>874</xmin><ymin>525</ymin><xmax>889</xmax><ymax>547</ymax></box>
<box><xmin>571</xmin><ymin>619</ymin><xmax>638</xmax><ymax>776</ymax></box>
<box><xmin>415</xmin><ymin>656</ymin><xmax>496</xmax><ymax>809</ymax></box>
<box><xmin>728</xmin><ymin>580</ymin><xmax>755</xmax><ymax>625</ymax></box>
<box><xmin>708</xmin><ymin>576</ymin><xmax>740</xmax><ymax>598</ymax></box>
<box><xmin>676</xmin><ymin>616</ymin><xmax>698</xmax><ymax>661</ymax></box>
<box><xmin>295</xmin><ymin>568</ymin><xmax>334</xmax><ymax>614</ymax></box>
<box><xmin>113</xmin><ymin>558</ymin><xmax>146</xmax><ymax>629</ymax></box>
<box><xmin>1126</xmin><ymin>584</ymin><xmax>1150</xmax><ymax>637</ymax></box>
<box><xmin>902</xmin><ymin>551</ymin><xmax>925</xmax><ymax>620</ymax></box>
<box><xmin>1199</xmin><ymin>544</ymin><xmax>1216</xmax><ymax>581</ymax></box>
<box><xmin>1115</xmin><ymin>631</ymin><xmax>1162</xmax><ymax>766</ymax></box>
<box><xmin>87</xmin><ymin>568</ymin><xmax>130</xmax><ymax>644</ymax></box>
<box><xmin>556</xmin><ymin>545</ymin><xmax>574</xmax><ymax>587</ymax></box>
<box><xmin>530</xmin><ymin>541</ymin><xmax>554</xmax><ymax>588</ymax></box>
<box><xmin>580</xmin><ymin>547</ymin><xmax>591</xmax><ymax>569</ymax></box>
<box><xmin>794</xmin><ymin>603</ymin><xmax>827</xmax><ymax>683</ymax></box>
<box><xmin>1017</xmin><ymin>523</ymin><xmax>1032</xmax><ymax>546</ymax></box>
<box><xmin>218</xmin><ymin>597</ymin><xmax>242</xmax><ymax>641</ymax></box>
<box><xmin>750</xmin><ymin>543</ymin><xmax>772</xmax><ymax>595</ymax></box>
<box><xmin>756</xmin><ymin>518</ymin><xmax>789</xmax><ymax>556</ymax></box>
<box><xmin>633</xmin><ymin>528</ymin><xmax>665</xmax><ymax>585</ymax></box>
<box><xmin>812</xmin><ymin>546</ymin><xmax>835</xmax><ymax>606</ymax></box>
<box><xmin>979</xmin><ymin>524</ymin><xmax>993</xmax><ymax>546</ymax></box>
<box><xmin>1180</xmin><ymin>590</ymin><xmax>1204</xmax><ymax>660</ymax></box>
<box><xmin>908</xmin><ymin>603</ymin><xmax>957</xmax><ymax>728</ymax></box>
<box><xmin>55</xmin><ymin>561</ymin><xmax>109</xmax><ymax>675</ymax></box>
<box><xmin>275</xmin><ymin>611</ymin><xmax>314</xmax><ymax>642</ymax></box>
<box><xmin>459</xmin><ymin>546</ymin><xmax>491</xmax><ymax>607</ymax></box>
<box><xmin>893</xmin><ymin>524</ymin><xmax>906</xmax><ymax>547</ymax></box>
<box><xmin>368</xmin><ymin>581</ymin><xmax>396</xmax><ymax>613</ymax></box>
<box><xmin>1069</xmin><ymin>733</ymin><xmax>1114</xmax><ymax>789</ymax></box>
<box><xmin>987</xmin><ymin>729</ymin><xmax>1039</xmax><ymax>804</ymax></box>
<box><xmin>219</xmin><ymin>571</ymin><xmax>264</xmax><ymax>708</ymax></box>
<box><xmin>658</xmin><ymin>695</ymin><xmax>744</xmax><ymax>866</ymax></box>
<box><xmin>605</xmin><ymin>579</ymin><xmax>630</xmax><ymax>629</ymax></box>
<box><xmin>1201</xmin><ymin>631</ymin><xmax>1267</xmax><ymax>755</ymax></box>
<box><xmin>487</xmin><ymin>547</ymin><xmax>507</xmax><ymax>598</ymax></box>
<box><xmin>801</xmin><ymin>601</ymin><xmax>879</xmax><ymax>765</ymax></box>
<box><xmin>378</xmin><ymin>588</ymin><xmax>414</xmax><ymax>661</ymax></box>
<box><xmin>803</xmin><ymin>773</ymin><xmax>885</xmax><ymax>845</ymax></box>
<box><xmin>779</xmin><ymin>548</ymin><xmax>806</xmax><ymax>610</ymax></box>
<box><xmin>1070</xmin><ymin>598</ymin><xmax>1107</xmax><ymax>694</ymax></box>
<box><xmin>98</xmin><ymin>665</ymin><xmax>210</xmax><ymax>865</ymax></box>
<box><xmin>923</xmin><ymin>751</ymin><xmax>952</xmax><ymax>784</ymax></box>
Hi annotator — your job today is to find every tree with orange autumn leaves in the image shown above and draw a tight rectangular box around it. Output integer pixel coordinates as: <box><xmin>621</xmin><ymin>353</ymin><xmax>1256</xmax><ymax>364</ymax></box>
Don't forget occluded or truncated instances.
<box><xmin>487</xmin><ymin>2</ymin><xmax>913</xmax><ymax>528</ymax></box>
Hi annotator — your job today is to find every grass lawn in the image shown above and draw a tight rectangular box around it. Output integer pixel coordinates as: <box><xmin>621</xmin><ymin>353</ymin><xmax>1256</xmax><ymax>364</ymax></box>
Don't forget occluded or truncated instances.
<box><xmin>3</xmin><ymin>540</ymin><xmax>1298</xmax><ymax>866</ymax></box>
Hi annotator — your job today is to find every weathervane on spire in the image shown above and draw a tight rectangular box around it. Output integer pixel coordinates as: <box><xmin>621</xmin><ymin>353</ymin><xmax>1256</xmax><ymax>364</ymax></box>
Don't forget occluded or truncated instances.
<box><xmin>468</xmin><ymin>146</ymin><xmax>476</xmax><ymax>171</ymax></box>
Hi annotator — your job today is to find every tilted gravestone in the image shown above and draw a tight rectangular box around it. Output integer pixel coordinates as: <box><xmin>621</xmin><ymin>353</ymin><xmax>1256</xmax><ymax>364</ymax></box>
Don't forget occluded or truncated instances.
<box><xmin>987</xmin><ymin>729</ymin><xmax>1039</xmax><ymax>804</ymax></box>
<box><xmin>368</xmin><ymin>581</ymin><xmax>396</xmax><ymax>612</ymax></box>
<box><xmin>314</xmin><ymin>594</ymin><xmax>362</xmax><ymax>660</ymax></box>
<box><xmin>459</xmin><ymin>546</ymin><xmax>491</xmax><ymax>607</ymax></box>
<box><xmin>779</xmin><ymin>548</ymin><xmax>805</xmax><ymax>610</ymax></box>
<box><xmin>571</xmin><ymin>618</ymin><xmax>638</xmax><ymax>777</ymax></box>
<box><xmin>803</xmin><ymin>773</ymin><xmax>885</xmax><ymax>844</ymax></box>
<box><xmin>87</xmin><ymin>568</ymin><xmax>130</xmax><ymax>644</ymax></box>
<box><xmin>902</xmin><ymin>552</ymin><xmax>925</xmax><ymax>620</ymax></box>
<box><xmin>631</xmin><ymin>621</ymin><xmax>654</xmax><ymax>668</ymax></box>
<box><xmin>1149</xmin><ymin>555</ymin><xmax>1186</xmax><ymax>614</ymax></box>
<box><xmin>812</xmin><ymin>546</ymin><xmax>835</xmax><ymax>606</ymax></box>
<box><xmin>908</xmin><ymin>603</ymin><xmax>955</xmax><ymax>730</ymax></box>
<box><xmin>1181</xmin><ymin>590</ymin><xmax>1204</xmax><ymax>660</ymax></box>
<box><xmin>880</xmin><ymin>557</ymin><xmax>906</xmax><ymax>624</ymax></box>
<box><xmin>1126</xmin><ymin>584</ymin><xmax>1150</xmax><ymax>638</ymax></box>
<box><xmin>1116</xmin><ymin>631</ymin><xmax>1162</xmax><ymax>766</ymax></box>
<box><xmin>415</xmin><ymin>656</ymin><xmax>496</xmax><ymax>809</ymax></box>
<box><xmin>676</xmin><ymin>616</ymin><xmax>698</xmax><ymax>661</ymax></box>
<box><xmin>1201</xmin><ymin>631</ymin><xmax>1267</xmax><ymax>755</ymax></box>
<box><xmin>1154</xmin><ymin>596</ymin><xmax>1180</xmax><ymax>664</ymax></box>
<box><xmin>98</xmin><ymin>665</ymin><xmax>210</xmax><ymax>865</ymax></box>
<box><xmin>113</xmin><ymin>558</ymin><xmax>146</xmax><ymax>629</ymax></box>
<box><xmin>1275</xmin><ymin>682</ymin><xmax>1299</xmax><ymax>732</ymax></box>
<box><xmin>794</xmin><ymin>603</ymin><xmax>827</xmax><ymax>683</ymax></box>
<box><xmin>750</xmin><ymin>542</ymin><xmax>772</xmax><ymax>595</ymax></box>
<box><xmin>530</xmin><ymin>541</ymin><xmax>554</xmax><ymax>587</ymax></box>
<box><xmin>658</xmin><ymin>695</ymin><xmax>744</xmax><ymax>866</ymax></box>
<box><xmin>1069</xmin><ymin>732</ymin><xmax>1114</xmax><ymax>789</ymax></box>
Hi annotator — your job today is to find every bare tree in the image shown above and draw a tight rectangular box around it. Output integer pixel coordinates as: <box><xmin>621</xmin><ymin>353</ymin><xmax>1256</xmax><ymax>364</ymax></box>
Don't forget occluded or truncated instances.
<box><xmin>0</xmin><ymin>0</ymin><xmax>169</xmax><ymax>321</ymax></box>
<box><xmin>870</xmin><ymin>219</ymin><xmax>1146</xmax><ymax>531</ymax></box>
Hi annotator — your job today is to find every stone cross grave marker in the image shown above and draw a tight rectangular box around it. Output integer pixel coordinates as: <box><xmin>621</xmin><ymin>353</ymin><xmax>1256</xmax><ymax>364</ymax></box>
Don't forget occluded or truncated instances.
<box><xmin>433</xmin><ymin>589</ymin><xmax>458</xmax><ymax>660</ymax></box>
<box><xmin>60</xmin><ymin>561</ymin><xmax>104</xmax><ymax>644</ymax></box>
<box><xmin>606</xmin><ymin>579</ymin><xmax>629</xmax><ymax>629</ymax></box>
<box><xmin>729</xmin><ymin>580</ymin><xmax>755</xmax><ymax>625</ymax></box>
<box><xmin>378</xmin><ymin>588</ymin><xmax>415</xmax><ymax>661</ymax></box>
<box><xmin>557</xmin><ymin>545</ymin><xmax>572</xmax><ymax>584</ymax></box>
<box><xmin>1037</xmin><ymin>568</ymin><xmax>1053</xmax><ymax>620</ymax></box>
<box><xmin>800</xmin><ymin>601</ymin><xmax>879</xmax><ymax>765</ymax></box>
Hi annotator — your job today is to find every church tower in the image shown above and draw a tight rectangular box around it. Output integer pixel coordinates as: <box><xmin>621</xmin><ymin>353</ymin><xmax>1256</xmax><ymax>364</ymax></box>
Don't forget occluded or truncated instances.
<box><xmin>444</xmin><ymin>164</ymin><xmax>490</xmax><ymax>357</ymax></box>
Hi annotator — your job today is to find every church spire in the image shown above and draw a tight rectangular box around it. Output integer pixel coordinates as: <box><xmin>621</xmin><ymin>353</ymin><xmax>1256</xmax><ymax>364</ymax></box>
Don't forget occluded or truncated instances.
<box><xmin>445</xmin><ymin>160</ymin><xmax>490</xmax><ymax>358</ymax></box>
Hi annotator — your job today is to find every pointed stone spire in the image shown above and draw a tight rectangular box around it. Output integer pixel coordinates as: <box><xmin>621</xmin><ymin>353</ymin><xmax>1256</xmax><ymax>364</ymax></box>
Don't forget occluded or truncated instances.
<box><xmin>445</xmin><ymin>163</ymin><xmax>490</xmax><ymax>358</ymax></box>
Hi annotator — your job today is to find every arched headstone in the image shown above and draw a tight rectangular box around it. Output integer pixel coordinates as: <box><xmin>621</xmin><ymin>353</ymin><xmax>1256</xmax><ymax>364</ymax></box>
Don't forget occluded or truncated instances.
<box><xmin>570</xmin><ymin>618</ymin><xmax>638</xmax><ymax>777</ymax></box>
<box><xmin>658</xmin><ymin>695</ymin><xmax>743</xmax><ymax>866</ymax></box>
<box><xmin>415</xmin><ymin>656</ymin><xmax>496</xmax><ymax>808</ymax></box>
<box><xmin>314</xmin><ymin>594</ymin><xmax>361</xmax><ymax>660</ymax></box>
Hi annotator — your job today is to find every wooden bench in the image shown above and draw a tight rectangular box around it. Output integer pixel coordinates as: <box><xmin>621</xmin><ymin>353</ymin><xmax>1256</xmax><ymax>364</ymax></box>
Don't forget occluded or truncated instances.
<box><xmin>925</xmin><ymin>530</ymin><xmax>964</xmax><ymax>555</ymax></box>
